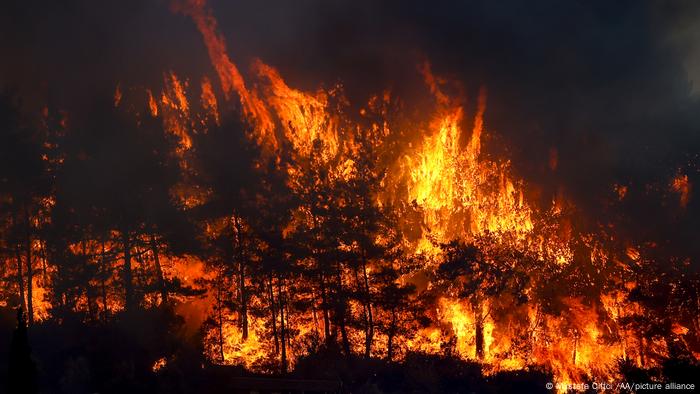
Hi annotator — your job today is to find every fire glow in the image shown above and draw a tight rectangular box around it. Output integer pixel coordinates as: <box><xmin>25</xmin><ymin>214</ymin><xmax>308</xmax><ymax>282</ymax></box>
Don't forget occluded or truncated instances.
<box><xmin>2</xmin><ymin>0</ymin><xmax>699</xmax><ymax>392</ymax></box>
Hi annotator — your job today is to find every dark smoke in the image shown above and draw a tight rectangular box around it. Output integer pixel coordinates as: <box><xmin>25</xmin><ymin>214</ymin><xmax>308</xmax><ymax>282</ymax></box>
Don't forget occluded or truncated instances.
<box><xmin>1</xmin><ymin>0</ymin><xmax>699</xmax><ymax>261</ymax></box>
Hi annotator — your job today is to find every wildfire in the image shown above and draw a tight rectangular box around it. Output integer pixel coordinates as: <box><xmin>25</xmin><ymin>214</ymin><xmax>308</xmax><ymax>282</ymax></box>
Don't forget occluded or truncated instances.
<box><xmin>671</xmin><ymin>172</ymin><xmax>691</xmax><ymax>208</ymax></box>
<box><xmin>160</xmin><ymin>71</ymin><xmax>193</xmax><ymax>149</ymax></box>
<box><xmin>172</xmin><ymin>0</ymin><xmax>276</xmax><ymax>150</ymax></box>
<box><xmin>398</xmin><ymin>79</ymin><xmax>533</xmax><ymax>255</ymax></box>
<box><xmin>200</xmin><ymin>76</ymin><xmax>219</xmax><ymax>125</ymax></box>
<box><xmin>160</xmin><ymin>0</ymin><xmax>653</xmax><ymax>384</ymax></box>
<box><xmin>51</xmin><ymin>0</ymin><xmax>694</xmax><ymax>389</ymax></box>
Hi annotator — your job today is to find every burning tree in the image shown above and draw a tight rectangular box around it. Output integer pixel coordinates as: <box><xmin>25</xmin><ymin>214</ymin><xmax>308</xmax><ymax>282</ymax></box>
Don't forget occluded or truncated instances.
<box><xmin>435</xmin><ymin>237</ymin><xmax>530</xmax><ymax>361</ymax></box>
<box><xmin>0</xmin><ymin>92</ymin><xmax>52</xmax><ymax>326</ymax></box>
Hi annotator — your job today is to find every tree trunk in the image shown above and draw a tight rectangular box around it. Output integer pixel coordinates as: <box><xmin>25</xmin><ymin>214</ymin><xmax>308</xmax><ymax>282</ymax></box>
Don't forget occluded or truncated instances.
<box><xmin>122</xmin><ymin>231</ymin><xmax>134</xmax><ymax>311</ymax></box>
<box><xmin>277</xmin><ymin>276</ymin><xmax>287</xmax><ymax>374</ymax></box>
<box><xmin>319</xmin><ymin>273</ymin><xmax>331</xmax><ymax>343</ymax></box>
<box><xmin>25</xmin><ymin>233</ymin><xmax>33</xmax><ymax>326</ymax></box>
<box><xmin>100</xmin><ymin>241</ymin><xmax>109</xmax><ymax>320</ymax></box>
<box><xmin>10</xmin><ymin>211</ymin><xmax>26</xmax><ymax>314</ymax></box>
<box><xmin>285</xmin><ymin>297</ymin><xmax>292</xmax><ymax>351</ymax></box>
<box><xmin>23</xmin><ymin>205</ymin><xmax>34</xmax><ymax>326</ymax></box>
<box><xmin>269</xmin><ymin>274</ymin><xmax>279</xmax><ymax>354</ymax></box>
<box><xmin>310</xmin><ymin>288</ymin><xmax>320</xmax><ymax>337</ymax></box>
<box><xmin>362</xmin><ymin>257</ymin><xmax>373</xmax><ymax>358</ymax></box>
<box><xmin>475</xmin><ymin>319</ymin><xmax>484</xmax><ymax>360</ymax></box>
<box><xmin>150</xmin><ymin>234</ymin><xmax>168</xmax><ymax>305</ymax></box>
<box><xmin>335</xmin><ymin>269</ymin><xmax>351</xmax><ymax>355</ymax></box>
<box><xmin>339</xmin><ymin>313</ymin><xmax>350</xmax><ymax>356</ymax></box>
<box><xmin>40</xmin><ymin>240</ymin><xmax>48</xmax><ymax>282</ymax></box>
<box><xmin>238</xmin><ymin>261</ymin><xmax>247</xmax><ymax>340</ymax></box>
<box><xmin>82</xmin><ymin>241</ymin><xmax>94</xmax><ymax>321</ymax></box>
<box><xmin>387</xmin><ymin>309</ymin><xmax>397</xmax><ymax>362</ymax></box>
<box><xmin>233</xmin><ymin>216</ymin><xmax>248</xmax><ymax>340</ymax></box>
<box><xmin>15</xmin><ymin>246</ymin><xmax>26</xmax><ymax>314</ymax></box>
<box><xmin>217</xmin><ymin>280</ymin><xmax>225</xmax><ymax>363</ymax></box>
<box><xmin>473</xmin><ymin>301</ymin><xmax>484</xmax><ymax>360</ymax></box>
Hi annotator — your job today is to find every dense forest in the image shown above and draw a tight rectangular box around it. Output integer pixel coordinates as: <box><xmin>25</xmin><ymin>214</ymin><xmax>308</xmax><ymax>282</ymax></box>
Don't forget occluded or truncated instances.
<box><xmin>2</xmin><ymin>0</ymin><xmax>700</xmax><ymax>393</ymax></box>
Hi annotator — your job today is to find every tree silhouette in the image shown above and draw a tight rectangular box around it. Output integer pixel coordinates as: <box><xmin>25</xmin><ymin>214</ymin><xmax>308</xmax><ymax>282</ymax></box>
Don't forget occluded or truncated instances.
<box><xmin>190</xmin><ymin>111</ymin><xmax>264</xmax><ymax>355</ymax></box>
<box><xmin>436</xmin><ymin>237</ymin><xmax>530</xmax><ymax>360</ymax></box>
<box><xmin>0</xmin><ymin>92</ymin><xmax>51</xmax><ymax>326</ymax></box>
<box><xmin>48</xmin><ymin>96</ymin><xmax>192</xmax><ymax>315</ymax></box>
<box><xmin>7</xmin><ymin>308</ymin><xmax>37</xmax><ymax>394</ymax></box>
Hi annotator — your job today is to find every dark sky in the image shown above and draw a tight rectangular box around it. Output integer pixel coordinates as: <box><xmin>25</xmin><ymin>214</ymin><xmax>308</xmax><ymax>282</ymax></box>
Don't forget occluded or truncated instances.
<box><xmin>1</xmin><ymin>0</ymin><xmax>699</xmax><ymax>261</ymax></box>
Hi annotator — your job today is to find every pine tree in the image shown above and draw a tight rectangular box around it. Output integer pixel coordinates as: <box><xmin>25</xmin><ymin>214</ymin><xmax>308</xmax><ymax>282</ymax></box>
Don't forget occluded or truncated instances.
<box><xmin>7</xmin><ymin>308</ymin><xmax>37</xmax><ymax>394</ymax></box>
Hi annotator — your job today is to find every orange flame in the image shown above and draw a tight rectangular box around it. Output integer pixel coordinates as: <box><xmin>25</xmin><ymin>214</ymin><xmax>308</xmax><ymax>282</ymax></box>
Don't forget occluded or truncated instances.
<box><xmin>671</xmin><ymin>172</ymin><xmax>691</xmax><ymax>208</ymax></box>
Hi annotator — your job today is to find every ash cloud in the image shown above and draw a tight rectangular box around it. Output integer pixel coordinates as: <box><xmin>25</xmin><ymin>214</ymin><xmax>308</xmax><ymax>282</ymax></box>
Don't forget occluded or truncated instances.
<box><xmin>2</xmin><ymin>0</ymin><xmax>699</xmax><ymax>260</ymax></box>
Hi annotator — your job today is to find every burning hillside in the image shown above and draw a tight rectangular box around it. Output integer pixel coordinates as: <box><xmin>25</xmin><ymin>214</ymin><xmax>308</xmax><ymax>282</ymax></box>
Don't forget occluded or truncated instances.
<box><xmin>1</xmin><ymin>0</ymin><xmax>699</xmax><ymax>393</ymax></box>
